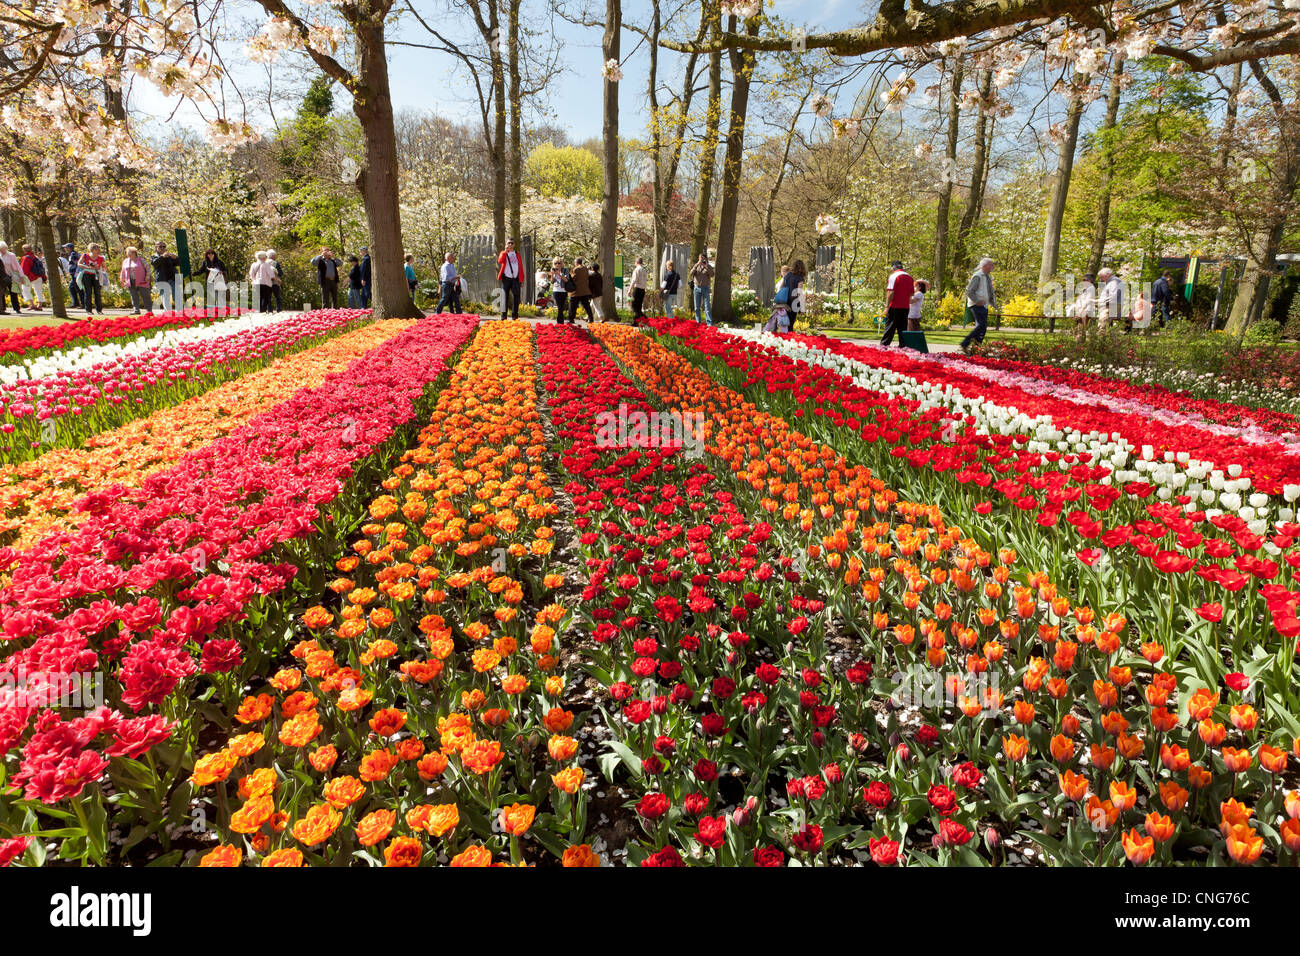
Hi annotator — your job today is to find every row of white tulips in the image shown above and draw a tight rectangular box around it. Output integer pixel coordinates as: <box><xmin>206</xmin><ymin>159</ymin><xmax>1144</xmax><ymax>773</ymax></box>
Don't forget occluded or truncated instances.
<box><xmin>719</xmin><ymin>328</ymin><xmax>1300</xmax><ymax>543</ymax></box>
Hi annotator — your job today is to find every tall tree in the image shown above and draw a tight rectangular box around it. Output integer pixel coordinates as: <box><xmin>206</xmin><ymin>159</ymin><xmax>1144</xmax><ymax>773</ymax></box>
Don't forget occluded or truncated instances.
<box><xmin>507</xmin><ymin>0</ymin><xmax>523</xmax><ymax>243</ymax></box>
<box><xmin>599</xmin><ymin>0</ymin><xmax>622</xmax><ymax>319</ymax></box>
<box><xmin>951</xmin><ymin>68</ymin><xmax>993</xmax><ymax>280</ymax></box>
<box><xmin>712</xmin><ymin>12</ymin><xmax>760</xmax><ymax>326</ymax></box>
<box><xmin>691</xmin><ymin>3</ymin><xmax>724</xmax><ymax>265</ymax></box>
<box><xmin>1039</xmin><ymin>71</ymin><xmax>1087</xmax><ymax>286</ymax></box>
<box><xmin>250</xmin><ymin>0</ymin><xmax>421</xmax><ymax>317</ymax></box>
<box><xmin>1086</xmin><ymin>53</ymin><xmax>1125</xmax><ymax>276</ymax></box>
<box><xmin>933</xmin><ymin>55</ymin><xmax>964</xmax><ymax>296</ymax></box>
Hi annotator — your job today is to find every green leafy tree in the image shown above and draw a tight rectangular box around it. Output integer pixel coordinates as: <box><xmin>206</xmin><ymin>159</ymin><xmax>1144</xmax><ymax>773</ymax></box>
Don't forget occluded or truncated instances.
<box><xmin>524</xmin><ymin>143</ymin><xmax>603</xmax><ymax>201</ymax></box>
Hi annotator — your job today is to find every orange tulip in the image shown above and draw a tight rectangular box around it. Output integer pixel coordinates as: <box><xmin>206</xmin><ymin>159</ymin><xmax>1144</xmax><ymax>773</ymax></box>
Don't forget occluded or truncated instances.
<box><xmin>1121</xmin><ymin>828</ymin><xmax>1155</xmax><ymax>864</ymax></box>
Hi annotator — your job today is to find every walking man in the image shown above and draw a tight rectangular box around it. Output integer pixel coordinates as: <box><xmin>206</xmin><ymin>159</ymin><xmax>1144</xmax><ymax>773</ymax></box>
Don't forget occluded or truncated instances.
<box><xmin>630</xmin><ymin>256</ymin><xmax>647</xmax><ymax>324</ymax></box>
<box><xmin>497</xmin><ymin>238</ymin><xmax>523</xmax><ymax>320</ymax></box>
<box><xmin>881</xmin><ymin>260</ymin><xmax>913</xmax><ymax>347</ymax></box>
<box><xmin>437</xmin><ymin>252</ymin><xmax>461</xmax><ymax>314</ymax></box>
<box><xmin>960</xmin><ymin>257</ymin><xmax>996</xmax><ymax>354</ymax></box>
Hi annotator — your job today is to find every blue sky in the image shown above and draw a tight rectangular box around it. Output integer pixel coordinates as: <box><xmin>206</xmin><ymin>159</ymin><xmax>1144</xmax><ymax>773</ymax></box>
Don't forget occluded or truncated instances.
<box><xmin>135</xmin><ymin>0</ymin><xmax>870</xmax><ymax>143</ymax></box>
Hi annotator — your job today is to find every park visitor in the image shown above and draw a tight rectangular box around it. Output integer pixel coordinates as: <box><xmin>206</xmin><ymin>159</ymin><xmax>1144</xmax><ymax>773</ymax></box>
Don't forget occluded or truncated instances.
<box><xmin>438</xmin><ymin>252</ymin><xmax>461</xmax><ymax>314</ymax></box>
<box><xmin>1096</xmin><ymin>267</ymin><xmax>1123</xmax><ymax>332</ymax></box>
<box><xmin>589</xmin><ymin>261</ymin><xmax>604</xmax><ymax>320</ymax></box>
<box><xmin>267</xmin><ymin>250</ymin><xmax>284</xmax><ymax>312</ymax></box>
<box><xmin>20</xmin><ymin>244</ymin><xmax>45</xmax><ymax>310</ymax></box>
<box><xmin>359</xmin><ymin>246</ymin><xmax>372</xmax><ymax>307</ymax></box>
<box><xmin>881</xmin><ymin>260</ymin><xmax>914</xmax><ymax>347</ymax></box>
<box><xmin>549</xmin><ymin>258</ymin><xmax>569</xmax><ymax>322</ymax></box>
<box><xmin>120</xmin><ymin>246</ymin><xmax>152</xmax><ymax>314</ymax></box>
<box><xmin>960</xmin><ymin>257</ymin><xmax>997</xmax><ymax>354</ymax></box>
<box><xmin>202</xmin><ymin>249</ymin><xmax>228</xmax><ymax>309</ymax></box>
<box><xmin>690</xmin><ymin>253</ymin><xmax>714</xmax><ymax>326</ymax></box>
<box><xmin>404</xmin><ymin>254</ymin><xmax>418</xmax><ymax>297</ymax></box>
<box><xmin>630</xmin><ymin>256</ymin><xmax>647</xmax><ymax>323</ymax></box>
<box><xmin>1067</xmin><ymin>273</ymin><xmax>1096</xmax><ymax>340</ymax></box>
<box><xmin>1151</xmin><ymin>270</ymin><xmax>1173</xmax><ymax>328</ymax></box>
<box><xmin>0</xmin><ymin>244</ymin><xmax>20</xmax><ymax>314</ymax></box>
<box><xmin>497</xmin><ymin>238</ymin><xmax>523</xmax><ymax>320</ymax></box>
<box><xmin>79</xmin><ymin>243</ymin><xmax>107</xmax><ymax>314</ymax></box>
<box><xmin>312</xmin><ymin>247</ymin><xmax>340</xmax><ymax>308</ymax></box>
<box><xmin>567</xmin><ymin>257</ymin><xmax>594</xmax><ymax>324</ymax></box>
<box><xmin>60</xmin><ymin>243</ymin><xmax>83</xmax><ymax>309</ymax></box>
<box><xmin>346</xmin><ymin>255</ymin><xmax>363</xmax><ymax>307</ymax></box>
<box><xmin>908</xmin><ymin>279</ymin><xmax>928</xmax><ymax>332</ymax></box>
<box><xmin>662</xmin><ymin>259</ymin><xmax>680</xmax><ymax>316</ymax></box>
<box><xmin>248</xmin><ymin>250</ymin><xmax>276</xmax><ymax>313</ymax></box>
<box><xmin>151</xmin><ymin>241</ymin><xmax>179</xmax><ymax>312</ymax></box>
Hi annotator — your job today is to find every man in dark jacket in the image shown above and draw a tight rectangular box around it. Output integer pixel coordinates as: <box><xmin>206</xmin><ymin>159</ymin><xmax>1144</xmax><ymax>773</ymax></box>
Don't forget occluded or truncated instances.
<box><xmin>359</xmin><ymin>246</ymin><xmax>372</xmax><ymax>307</ymax></box>
<box><xmin>313</xmin><ymin>247</ymin><xmax>342</xmax><ymax>308</ymax></box>
<box><xmin>151</xmin><ymin>241</ymin><xmax>180</xmax><ymax>312</ymax></box>
<box><xmin>1151</xmin><ymin>271</ymin><xmax>1173</xmax><ymax>328</ymax></box>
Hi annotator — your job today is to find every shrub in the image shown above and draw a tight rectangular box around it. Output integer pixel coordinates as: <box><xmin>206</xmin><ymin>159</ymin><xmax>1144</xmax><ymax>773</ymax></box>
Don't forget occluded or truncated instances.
<box><xmin>936</xmin><ymin>291</ymin><xmax>965</xmax><ymax>326</ymax></box>
<box><xmin>1243</xmin><ymin>317</ymin><xmax>1282</xmax><ymax>347</ymax></box>
<box><xmin>731</xmin><ymin>289</ymin><xmax>761</xmax><ymax>318</ymax></box>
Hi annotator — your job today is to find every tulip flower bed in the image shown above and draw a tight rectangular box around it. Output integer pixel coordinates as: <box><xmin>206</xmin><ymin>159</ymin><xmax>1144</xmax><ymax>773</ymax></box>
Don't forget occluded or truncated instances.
<box><xmin>3</xmin><ymin>311</ymin><xmax>1300</xmax><ymax>869</ymax></box>
<box><xmin>0</xmin><ymin>320</ymin><xmax>418</xmax><ymax>552</ymax></box>
<box><xmin>0</xmin><ymin>314</ymin><xmax>475</xmax><ymax>865</ymax></box>
<box><xmin>645</xmin><ymin>321</ymin><xmax>1300</xmax><ymax>655</ymax></box>
<box><xmin>0</xmin><ymin>309</ymin><xmax>370</xmax><ymax>464</ymax></box>
<box><xmin>0</xmin><ymin>308</ymin><xmax>240</xmax><ymax>361</ymax></box>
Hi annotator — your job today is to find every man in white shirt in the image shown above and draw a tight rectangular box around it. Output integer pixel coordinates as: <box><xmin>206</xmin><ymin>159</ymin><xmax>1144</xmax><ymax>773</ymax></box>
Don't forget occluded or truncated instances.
<box><xmin>630</xmin><ymin>256</ymin><xmax>648</xmax><ymax>323</ymax></box>
<box><xmin>437</xmin><ymin>252</ymin><xmax>461</xmax><ymax>314</ymax></box>
<box><xmin>497</xmin><ymin>239</ymin><xmax>523</xmax><ymax>320</ymax></box>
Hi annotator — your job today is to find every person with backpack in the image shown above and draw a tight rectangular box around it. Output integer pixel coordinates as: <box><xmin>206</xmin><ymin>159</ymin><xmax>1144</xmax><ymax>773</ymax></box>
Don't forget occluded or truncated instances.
<box><xmin>404</xmin><ymin>254</ymin><xmax>418</xmax><ymax>298</ymax></box>
<box><xmin>20</xmin><ymin>244</ymin><xmax>46</xmax><ymax>310</ymax></box>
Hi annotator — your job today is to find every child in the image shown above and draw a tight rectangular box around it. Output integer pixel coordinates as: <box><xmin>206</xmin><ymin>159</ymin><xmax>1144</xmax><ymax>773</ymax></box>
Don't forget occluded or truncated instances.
<box><xmin>908</xmin><ymin>279</ymin><xmax>929</xmax><ymax>332</ymax></box>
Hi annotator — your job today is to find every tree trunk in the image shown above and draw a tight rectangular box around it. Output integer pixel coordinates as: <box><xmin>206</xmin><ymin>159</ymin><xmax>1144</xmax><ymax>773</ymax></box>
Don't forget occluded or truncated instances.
<box><xmin>507</xmin><ymin>0</ymin><xmax>522</xmax><ymax>244</ymax></box>
<box><xmin>952</xmin><ymin>69</ymin><xmax>993</xmax><ymax>279</ymax></box>
<box><xmin>711</xmin><ymin>16</ymin><xmax>758</xmax><ymax>325</ymax></box>
<box><xmin>1087</xmin><ymin>54</ymin><xmax>1125</xmax><ymax>276</ymax></box>
<box><xmin>691</xmin><ymin>37</ymin><xmax>723</xmax><ymax>264</ymax></box>
<box><xmin>36</xmin><ymin>213</ymin><xmax>68</xmax><ymax>319</ymax></box>
<box><xmin>934</xmin><ymin>55</ymin><xmax>964</xmax><ymax>296</ymax></box>
<box><xmin>648</xmin><ymin>2</ymin><xmax>664</xmax><ymax>272</ymax></box>
<box><xmin>1039</xmin><ymin>73</ymin><xmax>1086</xmax><ymax>287</ymax></box>
<box><xmin>354</xmin><ymin>16</ymin><xmax>422</xmax><ymax>318</ymax></box>
<box><xmin>490</xmin><ymin>2</ymin><xmax>507</xmax><ymax>248</ymax></box>
<box><xmin>599</xmin><ymin>0</ymin><xmax>621</xmax><ymax>319</ymax></box>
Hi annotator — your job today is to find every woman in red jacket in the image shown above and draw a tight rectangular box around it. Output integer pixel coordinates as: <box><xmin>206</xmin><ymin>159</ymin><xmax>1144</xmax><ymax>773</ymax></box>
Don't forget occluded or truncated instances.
<box><xmin>20</xmin><ymin>244</ymin><xmax>46</xmax><ymax>310</ymax></box>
